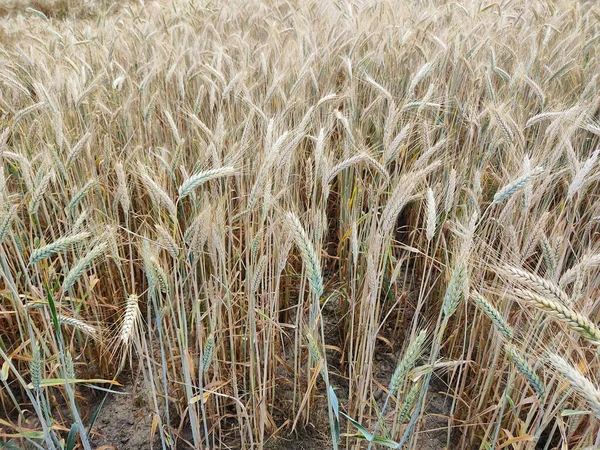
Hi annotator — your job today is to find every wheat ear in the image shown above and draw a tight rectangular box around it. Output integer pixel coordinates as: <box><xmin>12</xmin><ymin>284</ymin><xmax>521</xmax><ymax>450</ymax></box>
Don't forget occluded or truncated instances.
<box><xmin>425</xmin><ymin>187</ymin><xmax>436</xmax><ymax>241</ymax></box>
<box><xmin>139</xmin><ymin>169</ymin><xmax>177</xmax><ymax>218</ymax></box>
<box><xmin>120</xmin><ymin>294</ymin><xmax>140</xmax><ymax>346</ymax></box>
<box><xmin>504</xmin><ymin>344</ymin><xmax>544</xmax><ymax>397</ymax></box>
<box><xmin>397</xmin><ymin>381</ymin><xmax>421</xmax><ymax>425</ymax></box>
<box><xmin>560</xmin><ymin>254</ymin><xmax>600</xmax><ymax>285</ymax></box>
<box><xmin>61</xmin><ymin>242</ymin><xmax>108</xmax><ymax>291</ymax></box>
<box><xmin>202</xmin><ymin>334</ymin><xmax>215</xmax><ymax>374</ymax></box>
<box><xmin>389</xmin><ymin>330</ymin><xmax>427</xmax><ymax>395</ymax></box>
<box><xmin>548</xmin><ymin>353</ymin><xmax>600</xmax><ymax>418</ymax></box>
<box><xmin>178</xmin><ymin>166</ymin><xmax>235</xmax><ymax>199</ymax></box>
<box><xmin>568</xmin><ymin>148</ymin><xmax>599</xmax><ymax>199</ymax></box>
<box><xmin>505</xmin><ymin>266</ymin><xmax>571</xmax><ymax>306</ymax></box>
<box><xmin>515</xmin><ymin>289</ymin><xmax>600</xmax><ymax>344</ymax></box>
<box><xmin>0</xmin><ymin>205</ymin><xmax>17</xmax><ymax>244</ymax></box>
<box><xmin>59</xmin><ymin>314</ymin><xmax>97</xmax><ymax>336</ymax></box>
<box><xmin>326</xmin><ymin>153</ymin><xmax>389</xmax><ymax>184</ymax></box>
<box><xmin>286</xmin><ymin>212</ymin><xmax>323</xmax><ymax>298</ymax></box>
<box><xmin>471</xmin><ymin>292</ymin><xmax>513</xmax><ymax>341</ymax></box>
<box><xmin>29</xmin><ymin>232</ymin><xmax>90</xmax><ymax>264</ymax></box>
<box><xmin>493</xmin><ymin>166</ymin><xmax>544</xmax><ymax>204</ymax></box>
<box><xmin>443</xmin><ymin>262</ymin><xmax>468</xmax><ymax>318</ymax></box>
<box><xmin>379</xmin><ymin>172</ymin><xmax>421</xmax><ymax>236</ymax></box>
<box><xmin>67</xmin><ymin>179</ymin><xmax>97</xmax><ymax>214</ymax></box>
<box><xmin>114</xmin><ymin>162</ymin><xmax>130</xmax><ymax>212</ymax></box>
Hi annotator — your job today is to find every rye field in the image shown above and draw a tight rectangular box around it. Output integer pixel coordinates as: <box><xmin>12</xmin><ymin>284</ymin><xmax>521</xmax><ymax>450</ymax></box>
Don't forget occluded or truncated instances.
<box><xmin>1</xmin><ymin>0</ymin><xmax>600</xmax><ymax>449</ymax></box>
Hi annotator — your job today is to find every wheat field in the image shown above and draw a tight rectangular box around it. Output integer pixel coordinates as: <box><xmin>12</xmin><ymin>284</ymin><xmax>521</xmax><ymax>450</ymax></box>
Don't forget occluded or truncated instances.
<box><xmin>0</xmin><ymin>0</ymin><xmax>600</xmax><ymax>449</ymax></box>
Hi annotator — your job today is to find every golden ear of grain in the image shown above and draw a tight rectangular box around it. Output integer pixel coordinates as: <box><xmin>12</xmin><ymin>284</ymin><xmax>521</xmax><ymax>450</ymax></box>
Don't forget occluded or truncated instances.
<box><xmin>379</xmin><ymin>174</ymin><xmax>419</xmax><ymax>236</ymax></box>
<box><xmin>178</xmin><ymin>166</ymin><xmax>236</xmax><ymax>199</ymax></box>
<box><xmin>120</xmin><ymin>294</ymin><xmax>140</xmax><ymax>346</ymax></box>
<box><xmin>326</xmin><ymin>153</ymin><xmax>389</xmax><ymax>185</ymax></box>
<box><xmin>59</xmin><ymin>314</ymin><xmax>97</xmax><ymax>336</ymax></box>
<box><xmin>425</xmin><ymin>187</ymin><xmax>436</xmax><ymax>241</ymax></box>
<box><xmin>114</xmin><ymin>162</ymin><xmax>130</xmax><ymax>213</ymax></box>
<box><xmin>141</xmin><ymin>242</ymin><xmax>170</xmax><ymax>294</ymax></box>
<box><xmin>139</xmin><ymin>168</ymin><xmax>177</xmax><ymax>218</ymax></box>
<box><xmin>504</xmin><ymin>266</ymin><xmax>571</xmax><ymax>306</ymax></box>
<box><xmin>514</xmin><ymin>289</ymin><xmax>600</xmax><ymax>344</ymax></box>
<box><xmin>549</xmin><ymin>353</ymin><xmax>600</xmax><ymax>418</ymax></box>
<box><xmin>560</xmin><ymin>254</ymin><xmax>600</xmax><ymax>285</ymax></box>
<box><xmin>568</xmin><ymin>148</ymin><xmax>600</xmax><ymax>199</ymax></box>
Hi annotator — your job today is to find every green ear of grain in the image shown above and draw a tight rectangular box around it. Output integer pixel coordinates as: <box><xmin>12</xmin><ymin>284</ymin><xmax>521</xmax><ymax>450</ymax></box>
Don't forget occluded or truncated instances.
<box><xmin>29</xmin><ymin>232</ymin><xmax>90</xmax><ymax>265</ymax></box>
<box><xmin>493</xmin><ymin>166</ymin><xmax>544</xmax><ymax>204</ymax></box>
<box><xmin>504</xmin><ymin>344</ymin><xmax>545</xmax><ymax>397</ymax></box>
<box><xmin>286</xmin><ymin>212</ymin><xmax>324</xmax><ymax>298</ymax></box>
<box><xmin>389</xmin><ymin>330</ymin><xmax>427</xmax><ymax>395</ymax></box>
<box><xmin>443</xmin><ymin>262</ymin><xmax>468</xmax><ymax>318</ymax></box>
<box><xmin>202</xmin><ymin>334</ymin><xmax>215</xmax><ymax>374</ymax></box>
<box><xmin>471</xmin><ymin>292</ymin><xmax>513</xmax><ymax>341</ymax></box>
<box><xmin>62</xmin><ymin>242</ymin><xmax>107</xmax><ymax>292</ymax></box>
<box><xmin>397</xmin><ymin>382</ymin><xmax>421</xmax><ymax>424</ymax></box>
